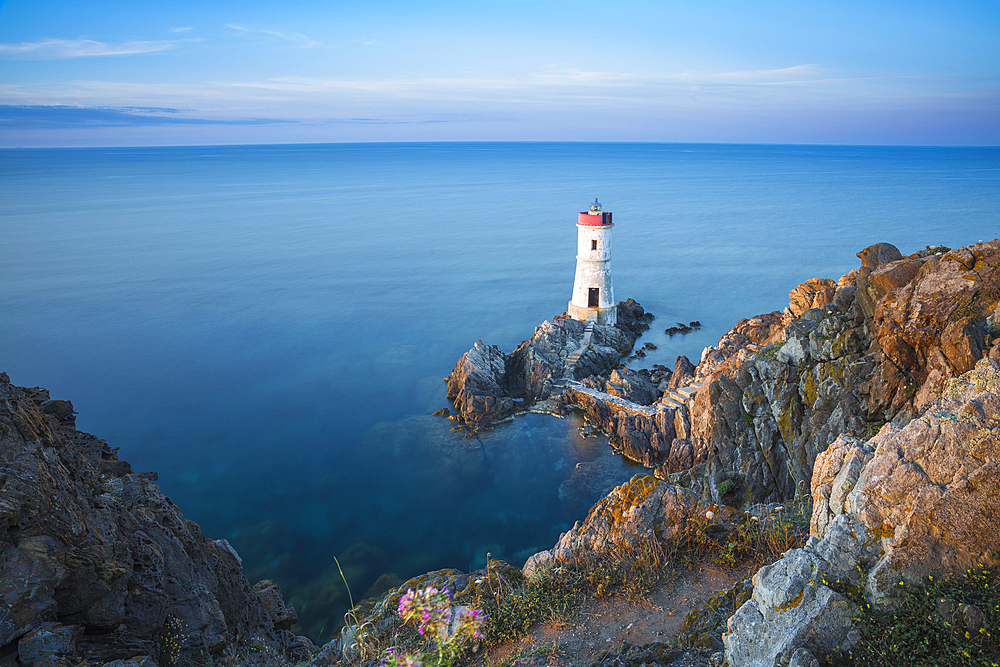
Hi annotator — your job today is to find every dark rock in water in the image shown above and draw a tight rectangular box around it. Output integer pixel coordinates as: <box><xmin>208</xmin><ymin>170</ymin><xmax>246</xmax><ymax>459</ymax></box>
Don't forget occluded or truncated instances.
<box><xmin>616</xmin><ymin>298</ymin><xmax>655</xmax><ymax>339</ymax></box>
<box><xmin>430</xmin><ymin>407</ymin><xmax>449</xmax><ymax>417</ymax></box>
<box><xmin>0</xmin><ymin>372</ymin><xmax>314</xmax><ymax>666</ymax></box>
<box><xmin>446</xmin><ymin>341</ymin><xmax>518</xmax><ymax>430</ymax></box>
<box><xmin>446</xmin><ymin>301</ymin><xmax>648</xmax><ymax>430</ymax></box>
<box><xmin>664</xmin><ymin>320</ymin><xmax>700</xmax><ymax>335</ymax></box>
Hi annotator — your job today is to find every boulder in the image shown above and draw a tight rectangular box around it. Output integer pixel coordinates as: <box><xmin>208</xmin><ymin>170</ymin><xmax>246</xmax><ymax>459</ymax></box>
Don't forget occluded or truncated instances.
<box><xmin>445</xmin><ymin>340</ymin><xmax>517</xmax><ymax>430</ymax></box>
<box><xmin>856</xmin><ymin>242</ymin><xmax>903</xmax><ymax>270</ymax></box>
<box><xmin>787</xmin><ymin>278</ymin><xmax>837</xmax><ymax>318</ymax></box>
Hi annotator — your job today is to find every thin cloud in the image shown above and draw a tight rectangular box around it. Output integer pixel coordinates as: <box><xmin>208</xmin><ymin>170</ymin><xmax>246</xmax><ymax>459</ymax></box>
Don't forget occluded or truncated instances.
<box><xmin>0</xmin><ymin>104</ymin><xmax>294</xmax><ymax>127</ymax></box>
<box><xmin>705</xmin><ymin>65</ymin><xmax>821</xmax><ymax>80</ymax></box>
<box><xmin>169</xmin><ymin>27</ymin><xmax>194</xmax><ymax>34</ymax></box>
<box><xmin>226</xmin><ymin>24</ymin><xmax>318</xmax><ymax>47</ymax></box>
<box><xmin>0</xmin><ymin>38</ymin><xmax>178</xmax><ymax>60</ymax></box>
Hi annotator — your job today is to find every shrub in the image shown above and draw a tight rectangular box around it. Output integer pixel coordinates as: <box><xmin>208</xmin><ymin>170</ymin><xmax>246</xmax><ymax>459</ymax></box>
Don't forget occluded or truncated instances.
<box><xmin>833</xmin><ymin>562</ymin><xmax>1000</xmax><ymax>666</ymax></box>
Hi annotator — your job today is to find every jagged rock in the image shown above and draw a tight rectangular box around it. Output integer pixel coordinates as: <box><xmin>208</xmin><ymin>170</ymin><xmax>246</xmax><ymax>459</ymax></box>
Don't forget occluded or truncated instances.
<box><xmin>787</xmin><ymin>278</ymin><xmax>837</xmax><ymax>318</ymax></box>
<box><xmin>788</xmin><ymin>648</ymin><xmax>820</xmax><ymax>667</ymax></box>
<box><xmin>688</xmin><ymin>240</ymin><xmax>1000</xmax><ymax>507</ymax></box>
<box><xmin>615</xmin><ymin>298</ymin><xmax>655</xmax><ymax>340</ymax></box>
<box><xmin>38</xmin><ymin>399</ymin><xmax>75</xmax><ymax>422</ymax></box>
<box><xmin>724</xmin><ymin>357</ymin><xmax>1000</xmax><ymax>665</ymax></box>
<box><xmin>940</xmin><ymin>317</ymin><xmax>987</xmax><ymax>374</ymax></box>
<box><xmin>866</xmin><ymin>239</ymin><xmax>1000</xmax><ymax>419</ymax></box>
<box><xmin>548</xmin><ymin>475</ymin><xmax>729</xmax><ymax>557</ymax></box>
<box><xmin>446</xmin><ymin>302</ymin><xmax>645</xmax><ymax>430</ymax></box>
<box><xmin>446</xmin><ymin>341</ymin><xmax>517</xmax><ymax>430</ymax></box>
<box><xmin>867</xmin><ymin>258</ymin><xmax>922</xmax><ymax>299</ymax></box>
<box><xmin>17</xmin><ymin>623</ymin><xmax>78</xmax><ymax>667</ymax></box>
<box><xmin>253</xmin><ymin>580</ymin><xmax>298</xmax><ymax>630</ymax></box>
<box><xmin>605</xmin><ymin>368</ymin><xmax>659</xmax><ymax>405</ymax></box>
<box><xmin>667</xmin><ymin>356</ymin><xmax>696</xmax><ymax>392</ymax></box>
<box><xmin>844</xmin><ymin>357</ymin><xmax>1000</xmax><ymax>603</ymax></box>
<box><xmin>0</xmin><ymin>373</ymin><xmax>313</xmax><ymax>666</ymax></box>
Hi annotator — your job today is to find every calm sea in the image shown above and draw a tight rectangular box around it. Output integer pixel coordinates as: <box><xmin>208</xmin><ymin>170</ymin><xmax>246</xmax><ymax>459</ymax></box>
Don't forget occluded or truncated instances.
<box><xmin>2</xmin><ymin>142</ymin><xmax>997</xmax><ymax>639</ymax></box>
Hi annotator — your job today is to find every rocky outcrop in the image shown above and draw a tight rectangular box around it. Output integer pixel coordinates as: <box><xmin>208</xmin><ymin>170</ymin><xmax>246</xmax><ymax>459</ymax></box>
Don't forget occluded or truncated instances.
<box><xmin>786</xmin><ymin>278</ymin><xmax>837</xmax><ymax>318</ymax></box>
<box><xmin>445</xmin><ymin>341</ymin><xmax>519</xmax><ymax>430</ymax></box>
<box><xmin>722</xmin><ymin>356</ymin><xmax>1000</xmax><ymax>666</ymax></box>
<box><xmin>446</xmin><ymin>300</ymin><xmax>649</xmax><ymax>430</ymax></box>
<box><xmin>683</xmin><ymin>240</ymin><xmax>1000</xmax><ymax>507</ymax></box>
<box><xmin>523</xmin><ymin>475</ymin><xmax>730</xmax><ymax>578</ymax></box>
<box><xmin>0</xmin><ymin>373</ymin><xmax>314</xmax><ymax>666</ymax></box>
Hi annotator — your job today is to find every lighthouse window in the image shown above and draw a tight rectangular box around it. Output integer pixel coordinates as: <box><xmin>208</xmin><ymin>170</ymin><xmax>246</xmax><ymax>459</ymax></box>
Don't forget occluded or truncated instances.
<box><xmin>588</xmin><ymin>288</ymin><xmax>600</xmax><ymax>307</ymax></box>
<box><xmin>591</xmin><ymin>239</ymin><xmax>598</xmax><ymax>250</ymax></box>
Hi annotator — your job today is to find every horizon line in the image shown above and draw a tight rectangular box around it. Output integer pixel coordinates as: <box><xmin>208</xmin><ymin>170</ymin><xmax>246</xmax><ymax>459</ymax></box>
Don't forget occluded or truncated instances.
<box><xmin>3</xmin><ymin>139</ymin><xmax>999</xmax><ymax>150</ymax></box>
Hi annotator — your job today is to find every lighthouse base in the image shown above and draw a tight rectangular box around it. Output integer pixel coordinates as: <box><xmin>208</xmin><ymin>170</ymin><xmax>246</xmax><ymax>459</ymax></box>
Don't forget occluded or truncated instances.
<box><xmin>567</xmin><ymin>302</ymin><xmax>617</xmax><ymax>326</ymax></box>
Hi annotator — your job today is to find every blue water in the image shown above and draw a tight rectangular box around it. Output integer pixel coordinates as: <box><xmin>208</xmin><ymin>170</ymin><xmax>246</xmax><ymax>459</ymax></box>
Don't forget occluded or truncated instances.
<box><xmin>2</xmin><ymin>143</ymin><xmax>998</xmax><ymax>639</ymax></box>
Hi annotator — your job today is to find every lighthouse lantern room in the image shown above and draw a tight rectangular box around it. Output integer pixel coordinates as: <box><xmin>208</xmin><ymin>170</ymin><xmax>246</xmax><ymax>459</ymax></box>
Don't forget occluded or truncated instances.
<box><xmin>568</xmin><ymin>198</ymin><xmax>616</xmax><ymax>325</ymax></box>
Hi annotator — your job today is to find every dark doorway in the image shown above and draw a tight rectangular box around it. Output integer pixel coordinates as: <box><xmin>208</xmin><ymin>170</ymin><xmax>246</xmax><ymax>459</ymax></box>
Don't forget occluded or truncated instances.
<box><xmin>588</xmin><ymin>288</ymin><xmax>600</xmax><ymax>307</ymax></box>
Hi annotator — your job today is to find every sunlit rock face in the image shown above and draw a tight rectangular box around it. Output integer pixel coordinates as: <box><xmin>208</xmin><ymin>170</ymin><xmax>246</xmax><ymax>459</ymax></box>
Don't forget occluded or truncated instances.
<box><xmin>723</xmin><ymin>356</ymin><xmax>1000</xmax><ymax>666</ymax></box>
<box><xmin>688</xmin><ymin>239</ymin><xmax>1000</xmax><ymax>509</ymax></box>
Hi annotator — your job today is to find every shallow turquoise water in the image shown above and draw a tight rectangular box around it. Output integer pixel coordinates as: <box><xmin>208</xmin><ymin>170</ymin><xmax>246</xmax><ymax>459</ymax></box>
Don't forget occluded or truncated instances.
<box><xmin>2</xmin><ymin>142</ymin><xmax>997</xmax><ymax>638</ymax></box>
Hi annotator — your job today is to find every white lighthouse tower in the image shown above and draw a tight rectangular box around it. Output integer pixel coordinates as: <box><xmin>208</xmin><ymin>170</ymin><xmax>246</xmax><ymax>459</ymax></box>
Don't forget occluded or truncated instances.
<box><xmin>568</xmin><ymin>198</ymin><xmax>616</xmax><ymax>325</ymax></box>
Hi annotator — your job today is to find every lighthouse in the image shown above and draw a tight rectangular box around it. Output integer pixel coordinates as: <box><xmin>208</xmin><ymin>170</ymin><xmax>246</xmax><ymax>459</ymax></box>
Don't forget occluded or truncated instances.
<box><xmin>568</xmin><ymin>198</ymin><xmax>616</xmax><ymax>325</ymax></box>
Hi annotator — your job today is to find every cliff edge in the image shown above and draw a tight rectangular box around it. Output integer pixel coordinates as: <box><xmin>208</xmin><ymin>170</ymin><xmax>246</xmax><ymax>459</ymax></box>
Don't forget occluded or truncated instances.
<box><xmin>0</xmin><ymin>374</ymin><xmax>315</xmax><ymax>667</ymax></box>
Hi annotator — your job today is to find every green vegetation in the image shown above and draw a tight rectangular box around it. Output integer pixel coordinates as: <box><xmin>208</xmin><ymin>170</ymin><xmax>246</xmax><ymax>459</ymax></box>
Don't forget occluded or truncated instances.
<box><xmin>867</xmin><ymin>419</ymin><xmax>889</xmax><ymax>438</ymax></box>
<box><xmin>951</xmin><ymin>301</ymin><xmax>983</xmax><ymax>322</ymax></box>
<box><xmin>159</xmin><ymin>615</ymin><xmax>183</xmax><ymax>667</ymax></box>
<box><xmin>757</xmin><ymin>342</ymin><xmax>784</xmax><ymax>361</ymax></box>
<box><xmin>471</xmin><ymin>495</ymin><xmax>813</xmax><ymax>649</ymax></box>
<box><xmin>714</xmin><ymin>495</ymin><xmax>812</xmax><ymax>569</ymax></box>
<box><xmin>833</xmin><ymin>561</ymin><xmax>1000</xmax><ymax>666</ymax></box>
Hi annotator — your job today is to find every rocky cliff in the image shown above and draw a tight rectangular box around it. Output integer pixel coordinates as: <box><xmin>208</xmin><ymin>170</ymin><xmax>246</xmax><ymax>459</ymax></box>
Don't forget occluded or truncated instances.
<box><xmin>0</xmin><ymin>374</ymin><xmax>314</xmax><ymax>667</ymax></box>
<box><xmin>526</xmin><ymin>241</ymin><xmax>999</xmax><ymax>514</ymax></box>
<box><xmin>723</xmin><ymin>355</ymin><xmax>1000</xmax><ymax>666</ymax></box>
<box><xmin>446</xmin><ymin>299</ymin><xmax>653</xmax><ymax>430</ymax></box>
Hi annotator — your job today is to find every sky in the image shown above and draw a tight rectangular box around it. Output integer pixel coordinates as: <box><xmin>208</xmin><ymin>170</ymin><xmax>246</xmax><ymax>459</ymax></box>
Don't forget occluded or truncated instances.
<box><xmin>0</xmin><ymin>0</ymin><xmax>998</xmax><ymax>146</ymax></box>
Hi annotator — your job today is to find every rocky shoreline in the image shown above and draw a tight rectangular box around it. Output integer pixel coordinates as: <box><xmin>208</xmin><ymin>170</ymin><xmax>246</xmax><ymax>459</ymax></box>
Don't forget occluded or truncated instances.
<box><xmin>0</xmin><ymin>376</ymin><xmax>315</xmax><ymax>667</ymax></box>
<box><xmin>3</xmin><ymin>239</ymin><xmax>998</xmax><ymax>667</ymax></box>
